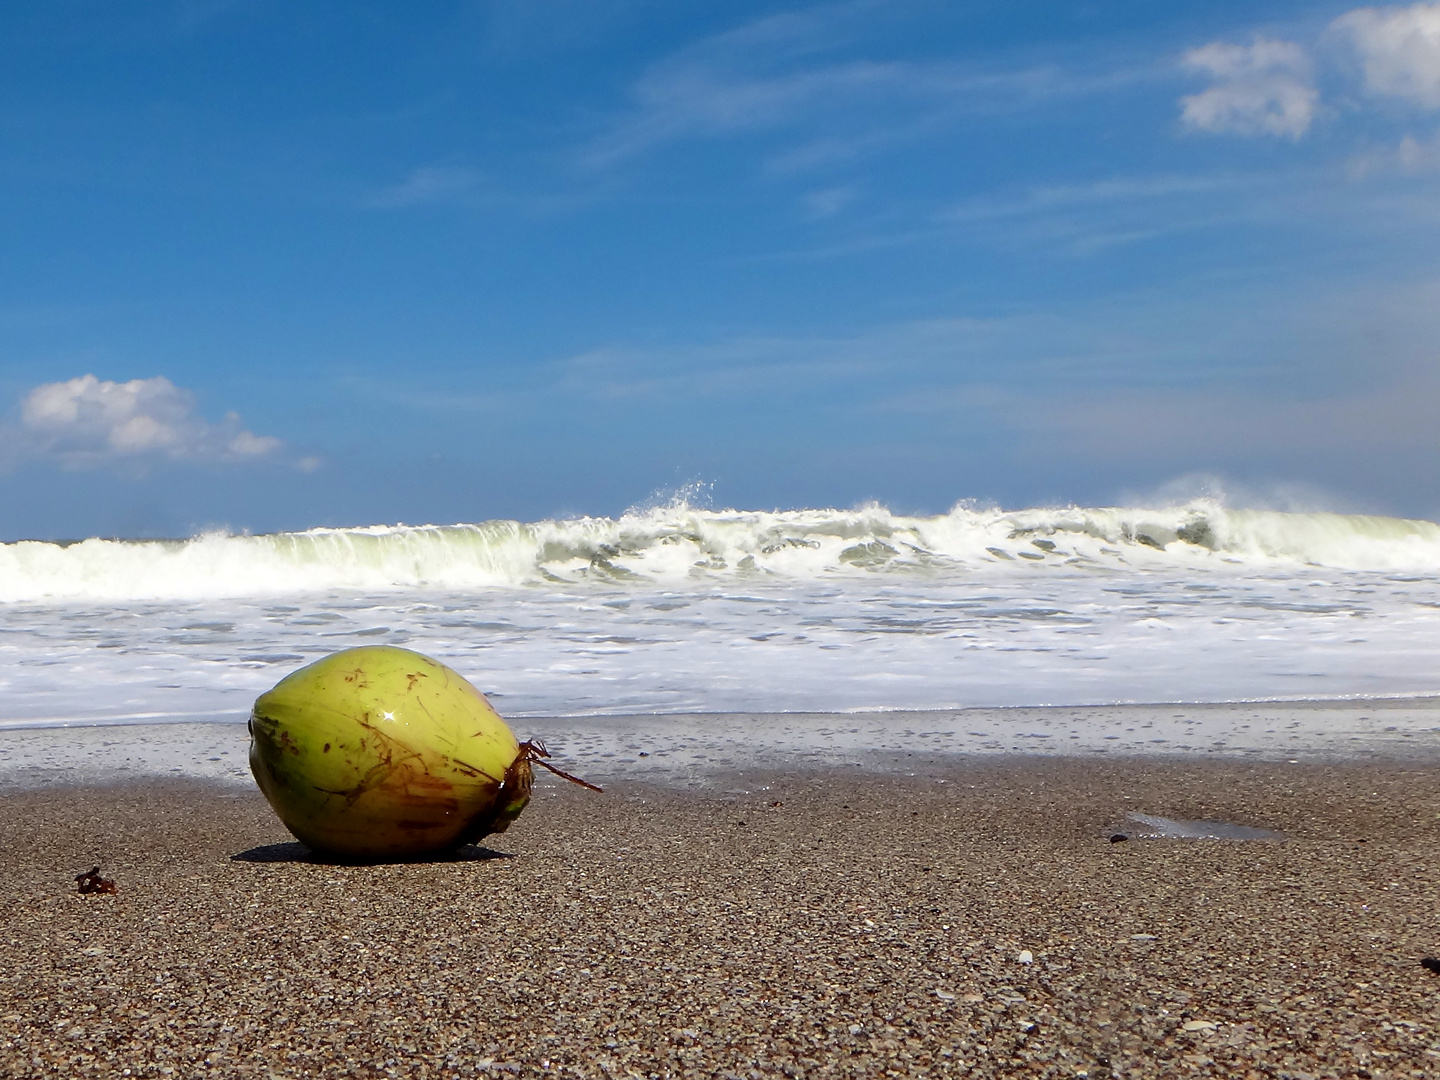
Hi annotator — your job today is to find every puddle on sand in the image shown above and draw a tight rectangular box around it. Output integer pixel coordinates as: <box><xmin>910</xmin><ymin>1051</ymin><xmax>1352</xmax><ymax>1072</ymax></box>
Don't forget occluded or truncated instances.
<box><xmin>1117</xmin><ymin>812</ymin><xmax>1285</xmax><ymax>841</ymax></box>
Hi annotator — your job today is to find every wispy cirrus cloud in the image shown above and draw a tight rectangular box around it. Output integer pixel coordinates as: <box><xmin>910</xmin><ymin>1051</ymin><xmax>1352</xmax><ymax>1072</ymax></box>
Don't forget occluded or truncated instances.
<box><xmin>6</xmin><ymin>375</ymin><xmax>281</xmax><ymax>469</ymax></box>
<box><xmin>942</xmin><ymin>174</ymin><xmax>1248</xmax><ymax>225</ymax></box>
<box><xmin>733</xmin><ymin>172</ymin><xmax>1261</xmax><ymax>265</ymax></box>
<box><xmin>363</xmin><ymin>163</ymin><xmax>601</xmax><ymax>217</ymax></box>
<box><xmin>366</xmin><ymin>165</ymin><xmax>487</xmax><ymax>208</ymax></box>
<box><xmin>801</xmin><ymin>186</ymin><xmax>856</xmax><ymax>219</ymax></box>
<box><xmin>583</xmin><ymin>3</ymin><xmax>1137</xmax><ymax>172</ymax></box>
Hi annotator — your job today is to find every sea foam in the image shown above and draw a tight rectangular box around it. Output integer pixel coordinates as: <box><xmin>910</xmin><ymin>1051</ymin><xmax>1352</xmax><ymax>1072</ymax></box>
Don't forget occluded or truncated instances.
<box><xmin>3</xmin><ymin>500</ymin><xmax>1440</xmax><ymax>728</ymax></box>
<box><xmin>2</xmin><ymin>499</ymin><xmax>1439</xmax><ymax>603</ymax></box>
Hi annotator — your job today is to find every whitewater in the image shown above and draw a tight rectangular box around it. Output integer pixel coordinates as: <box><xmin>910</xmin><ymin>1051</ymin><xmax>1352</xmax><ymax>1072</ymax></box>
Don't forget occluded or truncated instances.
<box><xmin>3</xmin><ymin>499</ymin><xmax>1440</xmax><ymax>734</ymax></box>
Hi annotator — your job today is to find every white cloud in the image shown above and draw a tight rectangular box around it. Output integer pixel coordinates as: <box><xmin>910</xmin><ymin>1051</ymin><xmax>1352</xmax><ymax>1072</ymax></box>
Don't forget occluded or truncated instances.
<box><xmin>13</xmin><ymin>375</ymin><xmax>281</xmax><ymax>468</ymax></box>
<box><xmin>1332</xmin><ymin>3</ymin><xmax>1440</xmax><ymax>107</ymax></box>
<box><xmin>1180</xmin><ymin>38</ymin><xmax>1318</xmax><ymax>138</ymax></box>
<box><xmin>1397</xmin><ymin>128</ymin><xmax>1440</xmax><ymax>165</ymax></box>
<box><xmin>1348</xmin><ymin>129</ymin><xmax>1440</xmax><ymax>174</ymax></box>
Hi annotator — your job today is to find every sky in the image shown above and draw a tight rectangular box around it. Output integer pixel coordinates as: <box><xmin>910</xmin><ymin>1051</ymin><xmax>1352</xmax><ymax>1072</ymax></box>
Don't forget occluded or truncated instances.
<box><xmin>1</xmin><ymin>0</ymin><xmax>1439</xmax><ymax>538</ymax></box>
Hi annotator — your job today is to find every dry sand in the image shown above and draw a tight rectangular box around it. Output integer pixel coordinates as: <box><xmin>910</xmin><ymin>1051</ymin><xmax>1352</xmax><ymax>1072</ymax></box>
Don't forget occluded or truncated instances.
<box><xmin>3</xmin><ymin>758</ymin><xmax>1440</xmax><ymax>1078</ymax></box>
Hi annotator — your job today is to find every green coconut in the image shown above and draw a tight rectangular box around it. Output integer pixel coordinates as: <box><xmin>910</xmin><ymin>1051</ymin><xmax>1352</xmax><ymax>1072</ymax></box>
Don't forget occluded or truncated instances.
<box><xmin>248</xmin><ymin>646</ymin><xmax>594</xmax><ymax>859</ymax></box>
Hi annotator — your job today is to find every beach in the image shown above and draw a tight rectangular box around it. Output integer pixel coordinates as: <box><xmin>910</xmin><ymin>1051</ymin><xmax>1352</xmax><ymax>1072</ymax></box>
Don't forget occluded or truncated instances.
<box><xmin>11</xmin><ymin>0</ymin><xmax>1440</xmax><ymax>1070</ymax></box>
<box><xmin>4</xmin><ymin>746</ymin><xmax>1440</xmax><ymax>1078</ymax></box>
<box><xmin>6</xmin><ymin>505</ymin><xmax>1440</xmax><ymax>1076</ymax></box>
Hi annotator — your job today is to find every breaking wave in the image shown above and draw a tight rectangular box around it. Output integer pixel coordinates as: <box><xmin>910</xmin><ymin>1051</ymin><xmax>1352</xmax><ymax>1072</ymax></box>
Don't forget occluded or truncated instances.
<box><xmin>2</xmin><ymin>499</ymin><xmax>1439</xmax><ymax>602</ymax></box>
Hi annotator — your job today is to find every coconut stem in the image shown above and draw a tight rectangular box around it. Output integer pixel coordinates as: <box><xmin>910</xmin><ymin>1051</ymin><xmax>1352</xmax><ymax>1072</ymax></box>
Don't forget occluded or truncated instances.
<box><xmin>518</xmin><ymin>739</ymin><xmax>604</xmax><ymax>792</ymax></box>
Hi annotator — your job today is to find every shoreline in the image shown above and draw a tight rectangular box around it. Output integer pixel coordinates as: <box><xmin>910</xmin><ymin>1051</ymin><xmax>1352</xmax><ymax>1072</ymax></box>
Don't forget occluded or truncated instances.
<box><xmin>4</xmin><ymin>697</ymin><xmax>1440</xmax><ymax>793</ymax></box>
<box><xmin>4</xmin><ymin>758</ymin><xmax>1439</xmax><ymax>1077</ymax></box>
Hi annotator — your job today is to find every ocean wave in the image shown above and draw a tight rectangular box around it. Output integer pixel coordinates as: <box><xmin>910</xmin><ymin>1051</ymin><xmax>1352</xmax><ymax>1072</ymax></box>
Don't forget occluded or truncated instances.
<box><xmin>2</xmin><ymin>499</ymin><xmax>1438</xmax><ymax>602</ymax></box>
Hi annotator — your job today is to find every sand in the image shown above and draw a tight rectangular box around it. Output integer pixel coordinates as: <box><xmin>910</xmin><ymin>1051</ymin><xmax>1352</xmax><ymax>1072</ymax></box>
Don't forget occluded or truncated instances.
<box><xmin>3</xmin><ymin>757</ymin><xmax>1440</xmax><ymax>1078</ymax></box>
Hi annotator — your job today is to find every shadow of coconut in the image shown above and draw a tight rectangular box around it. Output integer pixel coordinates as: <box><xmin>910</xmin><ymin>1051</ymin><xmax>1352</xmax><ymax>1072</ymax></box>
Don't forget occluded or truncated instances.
<box><xmin>230</xmin><ymin>842</ymin><xmax>515</xmax><ymax>865</ymax></box>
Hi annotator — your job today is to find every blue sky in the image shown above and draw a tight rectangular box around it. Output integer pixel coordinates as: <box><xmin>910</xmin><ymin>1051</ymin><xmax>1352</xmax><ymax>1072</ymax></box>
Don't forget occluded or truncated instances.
<box><xmin>2</xmin><ymin>0</ymin><xmax>1439</xmax><ymax>538</ymax></box>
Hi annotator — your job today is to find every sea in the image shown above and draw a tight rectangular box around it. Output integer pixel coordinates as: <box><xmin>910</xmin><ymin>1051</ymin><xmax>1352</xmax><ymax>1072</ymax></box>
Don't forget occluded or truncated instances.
<box><xmin>3</xmin><ymin>498</ymin><xmax>1440</xmax><ymax>783</ymax></box>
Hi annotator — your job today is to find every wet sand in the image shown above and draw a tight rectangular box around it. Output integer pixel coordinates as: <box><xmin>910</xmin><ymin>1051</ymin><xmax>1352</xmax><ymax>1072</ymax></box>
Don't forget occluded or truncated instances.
<box><xmin>3</xmin><ymin>757</ymin><xmax>1440</xmax><ymax>1078</ymax></box>
<box><xmin>4</xmin><ymin>696</ymin><xmax>1440</xmax><ymax>793</ymax></box>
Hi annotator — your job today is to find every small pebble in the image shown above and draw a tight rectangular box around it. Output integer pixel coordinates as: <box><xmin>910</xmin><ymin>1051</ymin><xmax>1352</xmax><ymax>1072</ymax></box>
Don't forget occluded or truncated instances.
<box><xmin>1017</xmin><ymin>950</ymin><xmax>1034</xmax><ymax>964</ymax></box>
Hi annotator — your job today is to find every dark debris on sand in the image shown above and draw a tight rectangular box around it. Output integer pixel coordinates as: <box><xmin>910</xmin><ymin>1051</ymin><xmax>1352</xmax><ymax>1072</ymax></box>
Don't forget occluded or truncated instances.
<box><xmin>3</xmin><ymin>759</ymin><xmax>1440</xmax><ymax>1078</ymax></box>
<box><xmin>73</xmin><ymin>867</ymin><xmax>117</xmax><ymax>896</ymax></box>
